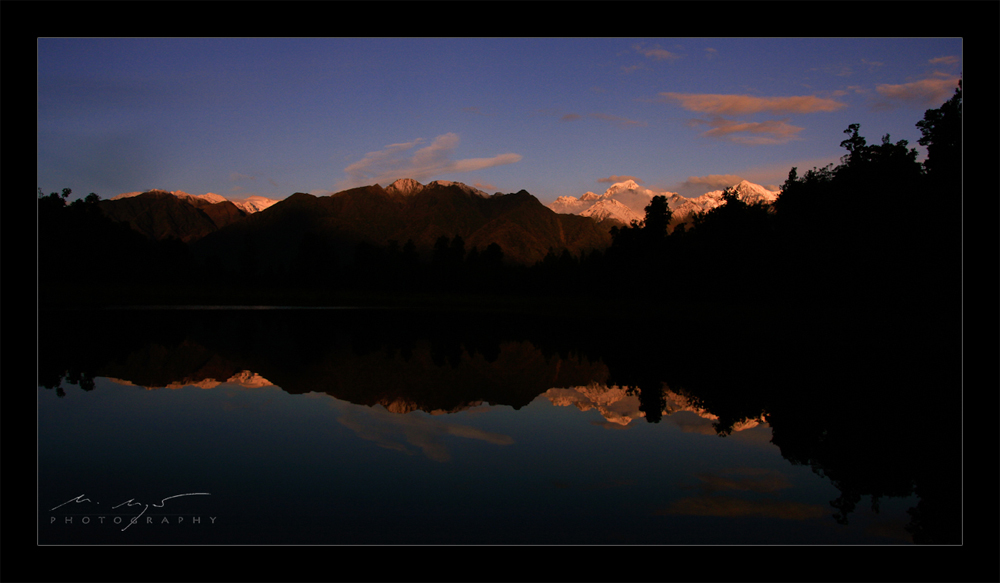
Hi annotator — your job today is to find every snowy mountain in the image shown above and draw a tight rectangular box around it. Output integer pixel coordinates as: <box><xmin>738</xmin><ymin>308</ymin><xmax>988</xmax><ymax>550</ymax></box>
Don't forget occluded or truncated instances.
<box><xmin>548</xmin><ymin>180</ymin><xmax>661</xmax><ymax>224</ymax></box>
<box><xmin>111</xmin><ymin>189</ymin><xmax>280</xmax><ymax>214</ymax></box>
<box><xmin>384</xmin><ymin>177</ymin><xmax>490</xmax><ymax>198</ymax></box>
<box><xmin>191</xmin><ymin>178</ymin><xmax>612</xmax><ymax>268</ymax></box>
<box><xmin>232</xmin><ymin>195</ymin><xmax>281</xmax><ymax>214</ymax></box>
<box><xmin>384</xmin><ymin>177</ymin><xmax>425</xmax><ymax>197</ymax></box>
<box><xmin>579</xmin><ymin>198</ymin><xmax>645</xmax><ymax>224</ymax></box>
<box><xmin>666</xmin><ymin>180</ymin><xmax>780</xmax><ymax>228</ymax></box>
<box><xmin>549</xmin><ymin>192</ymin><xmax>599</xmax><ymax>215</ymax></box>
<box><xmin>548</xmin><ymin>179</ymin><xmax>780</xmax><ymax>232</ymax></box>
<box><xmin>599</xmin><ymin>179</ymin><xmax>660</xmax><ymax>213</ymax></box>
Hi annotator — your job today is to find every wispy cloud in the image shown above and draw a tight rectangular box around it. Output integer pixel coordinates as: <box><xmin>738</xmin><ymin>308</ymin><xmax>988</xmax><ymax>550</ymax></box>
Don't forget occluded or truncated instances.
<box><xmin>338</xmin><ymin>133</ymin><xmax>522</xmax><ymax>190</ymax></box>
<box><xmin>831</xmin><ymin>86</ymin><xmax>867</xmax><ymax>97</ymax></box>
<box><xmin>874</xmin><ymin>75</ymin><xmax>961</xmax><ymax>108</ymax></box>
<box><xmin>657</xmin><ymin>92</ymin><xmax>840</xmax><ymax>146</ymax></box>
<box><xmin>661</xmin><ymin>92</ymin><xmax>847</xmax><ymax>115</ymax></box>
<box><xmin>929</xmin><ymin>55</ymin><xmax>960</xmax><ymax>66</ymax></box>
<box><xmin>678</xmin><ymin>174</ymin><xmax>745</xmax><ymax>196</ymax></box>
<box><xmin>230</xmin><ymin>172</ymin><xmax>256</xmax><ymax>182</ymax></box>
<box><xmin>559</xmin><ymin>112</ymin><xmax>645</xmax><ymax>128</ymax></box>
<box><xmin>690</xmin><ymin>117</ymin><xmax>804</xmax><ymax>145</ymax></box>
<box><xmin>860</xmin><ymin>58</ymin><xmax>884</xmax><ymax>71</ymax></box>
<box><xmin>597</xmin><ymin>175</ymin><xmax>644</xmax><ymax>184</ymax></box>
<box><xmin>670</xmin><ymin>155</ymin><xmax>842</xmax><ymax>197</ymax></box>
<box><xmin>634</xmin><ymin>43</ymin><xmax>682</xmax><ymax>62</ymax></box>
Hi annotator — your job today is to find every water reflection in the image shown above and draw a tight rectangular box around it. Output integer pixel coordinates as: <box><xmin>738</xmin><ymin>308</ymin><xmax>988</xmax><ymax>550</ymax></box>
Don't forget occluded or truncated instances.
<box><xmin>334</xmin><ymin>399</ymin><xmax>515</xmax><ymax>462</ymax></box>
<box><xmin>37</xmin><ymin>307</ymin><xmax>960</xmax><ymax>544</ymax></box>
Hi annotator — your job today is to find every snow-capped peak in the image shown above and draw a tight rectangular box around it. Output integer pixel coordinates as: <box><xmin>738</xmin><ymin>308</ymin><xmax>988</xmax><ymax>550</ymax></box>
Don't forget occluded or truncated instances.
<box><xmin>232</xmin><ymin>195</ymin><xmax>280</xmax><ymax>214</ymax></box>
<box><xmin>427</xmin><ymin>180</ymin><xmax>489</xmax><ymax>198</ymax></box>
<box><xmin>580</xmin><ymin>198</ymin><xmax>644</xmax><ymax>224</ymax></box>
<box><xmin>385</xmin><ymin>178</ymin><xmax>425</xmax><ymax>197</ymax></box>
<box><xmin>110</xmin><ymin>189</ymin><xmax>279</xmax><ymax>214</ymax></box>
<box><xmin>732</xmin><ymin>180</ymin><xmax>780</xmax><ymax>202</ymax></box>
<box><xmin>546</xmin><ymin>178</ymin><xmax>779</xmax><ymax>232</ymax></box>
<box><xmin>602</xmin><ymin>180</ymin><xmax>642</xmax><ymax>196</ymax></box>
<box><xmin>703</xmin><ymin>180</ymin><xmax>780</xmax><ymax>205</ymax></box>
<box><xmin>173</xmin><ymin>191</ymin><xmax>229</xmax><ymax>205</ymax></box>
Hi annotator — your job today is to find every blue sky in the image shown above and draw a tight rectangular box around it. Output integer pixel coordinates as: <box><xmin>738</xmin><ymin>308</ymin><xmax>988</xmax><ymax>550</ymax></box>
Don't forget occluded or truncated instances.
<box><xmin>37</xmin><ymin>37</ymin><xmax>962</xmax><ymax>205</ymax></box>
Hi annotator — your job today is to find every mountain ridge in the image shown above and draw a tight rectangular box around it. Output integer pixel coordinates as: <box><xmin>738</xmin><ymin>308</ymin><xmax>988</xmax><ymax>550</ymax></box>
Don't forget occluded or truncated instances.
<box><xmin>549</xmin><ymin>179</ymin><xmax>781</xmax><ymax>231</ymax></box>
<box><xmin>189</xmin><ymin>179</ymin><xmax>612</xmax><ymax>272</ymax></box>
<box><xmin>98</xmin><ymin>190</ymin><xmax>248</xmax><ymax>243</ymax></box>
<box><xmin>112</xmin><ymin>188</ymin><xmax>281</xmax><ymax>215</ymax></box>
<box><xmin>94</xmin><ymin>177</ymin><xmax>778</xmax><ymax>273</ymax></box>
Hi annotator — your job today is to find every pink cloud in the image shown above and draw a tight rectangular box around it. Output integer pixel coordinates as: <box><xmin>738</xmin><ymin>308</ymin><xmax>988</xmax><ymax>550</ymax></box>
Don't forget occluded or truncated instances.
<box><xmin>661</xmin><ymin>93</ymin><xmax>846</xmax><ymax>115</ymax></box>
<box><xmin>875</xmin><ymin>76</ymin><xmax>961</xmax><ymax>107</ymax></box>
<box><xmin>680</xmin><ymin>174</ymin><xmax>744</xmax><ymax>192</ymax></box>
<box><xmin>339</xmin><ymin>133</ymin><xmax>522</xmax><ymax>189</ymax></box>
<box><xmin>929</xmin><ymin>56</ymin><xmax>960</xmax><ymax>65</ymax></box>
<box><xmin>634</xmin><ymin>44</ymin><xmax>682</xmax><ymax>62</ymax></box>
<box><xmin>597</xmin><ymin>175</ymin><xmax>644</xmax><ymax>184</ymax></box>
<box><xmin>691</xmin><ymin>117</ymin><xmax>804</xmax><ymax>145</ymax></box>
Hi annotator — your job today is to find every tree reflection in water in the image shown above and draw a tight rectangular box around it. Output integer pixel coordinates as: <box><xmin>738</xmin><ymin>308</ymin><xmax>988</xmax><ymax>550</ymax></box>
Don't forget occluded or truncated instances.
<box><xmin>38</xmin><ymin>306</ymin><xmax>960</xmax><ymax>544</ymax></box>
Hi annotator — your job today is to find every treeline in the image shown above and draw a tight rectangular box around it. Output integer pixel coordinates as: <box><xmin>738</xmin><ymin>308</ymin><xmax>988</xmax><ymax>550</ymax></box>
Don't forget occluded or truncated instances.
<box><xmin>546</xmin><ymin>81</ymin><xmax>962</xmax><ymax>323</ymax></box>
<box><xmin>38</xmin><ymin>82</ymin><xmax>961</xmax><ymax>316</ymax></box>
<box><xmin>265</xmin><ymin>231</ymin><xmax>512</xmax><ymax>294</ymax></box>
<box><xmin>37</xmin><ymin>188</ymin><xmax>197</xmax><ymax>305</ymax></box>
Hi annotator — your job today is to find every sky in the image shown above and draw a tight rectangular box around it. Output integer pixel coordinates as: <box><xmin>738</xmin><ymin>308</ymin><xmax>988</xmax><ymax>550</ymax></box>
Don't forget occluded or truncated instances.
<box><xmin>37</xmin><ymin>37</ymin><xmax>962</xmax><ymax>205</ymax></box>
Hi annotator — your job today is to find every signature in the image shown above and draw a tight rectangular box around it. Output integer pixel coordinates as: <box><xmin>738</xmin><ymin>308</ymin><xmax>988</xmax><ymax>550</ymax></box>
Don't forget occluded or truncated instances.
<box><xmin>50</xmin><ymin>493</ymin><xmax>210</xmax><ymax>531</ymax></box>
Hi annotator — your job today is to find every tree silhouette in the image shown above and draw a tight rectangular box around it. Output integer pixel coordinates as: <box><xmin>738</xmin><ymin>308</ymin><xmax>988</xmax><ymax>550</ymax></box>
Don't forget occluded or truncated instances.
<box><xmin>39</xmin><ymin>186</ymin><xmax>199</xmax><ymax>303</ymax></box>
<box><xmin>642</xmin><ymin>195</ymin><xmax>671</xmax><ymax>241</ymax></box>
<box><xmin>676</xmin><ymin>186</ymin><xmax>776</xmax><ymax>297</ymax></box>
<box><xmin>916</xmin><ymin>78</ymin><xmax>962</xmax><ymax>188</ymax></box>
<box><xmin>449</xmin><ymin>235</ymin><xmax>466</xmax><ymax>265</ymax></box>
<box><xmin>835</xmin><ymin>124</ymin><xmax>923</xmax><ymax>205</ymax></box>
<box><xmin>480</xmin><ymin>242</ymin><xmax>503</xmax><ymax>268</ymax></box>
<box><xmin>432</xmin><ymin>235</ymin><xmax>453</xmax><ymax>267</ymax></box>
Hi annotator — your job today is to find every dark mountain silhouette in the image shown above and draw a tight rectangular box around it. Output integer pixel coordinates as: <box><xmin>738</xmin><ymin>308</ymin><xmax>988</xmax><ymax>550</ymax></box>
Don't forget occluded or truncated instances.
<box><xmin>98</xmin><ymin>190</ymin><xmax>247</xmax><ymax>243</ymax></box>
<box><xmin>190</xmin><ymin>180</ymin><xmax>613</xmax><ymax>274</ymax></box>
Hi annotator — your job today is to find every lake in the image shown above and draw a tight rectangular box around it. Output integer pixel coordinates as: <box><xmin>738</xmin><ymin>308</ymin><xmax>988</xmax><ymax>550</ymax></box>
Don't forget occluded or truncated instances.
<box><xmin>37</xmin><ymin>306</ymin><xmax>961</xmax><ymax>545</ymax></box>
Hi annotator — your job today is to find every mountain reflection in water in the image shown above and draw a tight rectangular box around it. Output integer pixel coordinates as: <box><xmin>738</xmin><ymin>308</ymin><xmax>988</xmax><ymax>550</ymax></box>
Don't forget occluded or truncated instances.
<box><xmin>38</xmin><ymin>306</ymin><xmax>960</xmax><ymax>545</ymax></box>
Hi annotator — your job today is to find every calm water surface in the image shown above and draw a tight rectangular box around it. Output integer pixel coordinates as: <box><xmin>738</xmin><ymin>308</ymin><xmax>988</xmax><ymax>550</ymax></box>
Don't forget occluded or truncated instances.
<box><xmin>37</xmin><ymin>307</ymin><xmax>957</xmax><ymax>545</ymax></box>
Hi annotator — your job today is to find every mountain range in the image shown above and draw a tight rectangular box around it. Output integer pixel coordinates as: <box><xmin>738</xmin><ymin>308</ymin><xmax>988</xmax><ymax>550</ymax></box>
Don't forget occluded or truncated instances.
<box><xmin>548</xmin><ymin>179</ymin><xmax>781</xmax><ymax>232</ymax></box>
<box><xmin>111</xmin><ymin>189</ymin><xmax>281</xmax><ymax>214</ymax></box>
<box><xmin>94</xmin><ymin>178</ymin><xmax>780</xmax><ymax>271</ymax></box>
<box><xmin>98</xmin><ymin>189</ymin><xmax>253</xmax><ymax>243</ymax></box>
<box><xmin>117</xmin><ymin>180</ymin><xmax>613</xmax><ymax>269</ymax></box>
